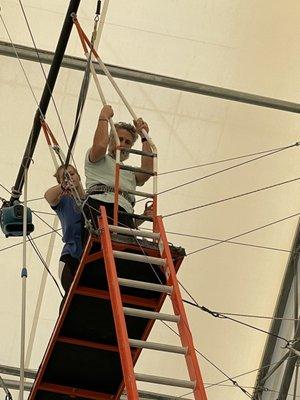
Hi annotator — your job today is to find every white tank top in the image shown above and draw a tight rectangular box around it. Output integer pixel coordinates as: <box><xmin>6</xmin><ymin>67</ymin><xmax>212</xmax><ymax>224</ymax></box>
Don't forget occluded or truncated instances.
<box><xmin>85</xmin><ymin>150</ymin><xmax>136</xmax><ymax>213</ymax></box>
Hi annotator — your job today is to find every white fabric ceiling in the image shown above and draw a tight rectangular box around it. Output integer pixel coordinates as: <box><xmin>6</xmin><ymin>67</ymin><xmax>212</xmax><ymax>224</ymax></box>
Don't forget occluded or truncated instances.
<box><xmin>0</xmin><ymin>1</ymin><xmax>300</xmax><ymax>399</ymax></box>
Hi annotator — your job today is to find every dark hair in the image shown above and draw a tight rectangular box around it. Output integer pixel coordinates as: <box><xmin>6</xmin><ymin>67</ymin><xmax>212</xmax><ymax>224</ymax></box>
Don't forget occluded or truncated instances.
<box><xmin>53</xmin><ymin>165</ymin><xmax>79</xmax><ymax>183</ymax></box>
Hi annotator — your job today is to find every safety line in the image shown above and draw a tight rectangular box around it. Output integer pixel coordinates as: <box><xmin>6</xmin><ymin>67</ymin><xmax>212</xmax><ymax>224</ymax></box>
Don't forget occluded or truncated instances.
<box><xmin>27</xmin><ymin>197</ymin><xmax>44</xmax><ymax>203</ymax></box>
<box><xmin>159</xmin><ymin>144</ymin><xmax>294</xmax><ymax>176</ymax></box>
<box><xmin>165</xmin><ymin>230</ymin><xmax>292</xmax><ymax>254</ymax></box>
<box><xmin>31</xmin><ymin>211</ymin><xmax>63</xmax><ymax>237</ymax></box>
<box><xmin>0</xmin><ymin>374</ymin><xmax>13</xmax><ymax>400</ymax></box>
<box><xmin>31</xmin><ymin>210</ymin><xmax>56</xmax><ymax>216</ymax></box>
<box><xmin>0</xmin><ymin>12</ymin><xmax>43</xmax><ymax>117</ymax></box>
<box><xmin>177</xmin><ymin>279</ymin><xmax>292</xmax><ymax>345</ymax></box>
<box><xmin>28</xmin><ymin>235</ymin><xmax>63</xmax><ymax>297</ymax></box>
<box><xmin>182</xmin><ymin>298</ymin><xmax>291</xmax><ymax>345</ymax></box>
<box><xmin>156</xmin><ymin>142</ymin><xmax>299</xmax><ymax>198</ymax></box>
<box><xmin>185</xmin><ymin>211</ymin><xmax>300</xmax><ymax>257</ymax></box>
<box><xmin>0</xmin><ymin>182</ymin><xmax>12</xmax><ymax>195</ymax></box>
<box><xmin>203</xmin><ymin>311</ymin><xmax>299</xmax><ymax>322</ymax></box>
<box><xmin>164</xmin><ymin>176</ymin><xmax>300</xmax><ymax>219</ymax></box>
<box><xmin>0</xmin><ymin>229</ymin><xmax>62</xmax><ymax>253</ymax></box>
<box><xmin>181</xmin><ymin>385</ymin><xmax>300</xmax><ymax>398</ymax></box>
<box><xmin>161</xmin><ymin>320</ymin><xmax>253</xmax><ymax>398</ymax></box>
<box><xmin>205</xmin><ymin>354</ymin><xmax>298</xmax><ymax>390</ymax></box>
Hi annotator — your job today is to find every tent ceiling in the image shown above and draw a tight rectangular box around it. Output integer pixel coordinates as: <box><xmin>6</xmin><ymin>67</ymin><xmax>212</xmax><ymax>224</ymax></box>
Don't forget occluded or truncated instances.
<box><xmin>0</xmin><ymin>1</ymin><xmax>299</xmax><ymax>399</ymax></box>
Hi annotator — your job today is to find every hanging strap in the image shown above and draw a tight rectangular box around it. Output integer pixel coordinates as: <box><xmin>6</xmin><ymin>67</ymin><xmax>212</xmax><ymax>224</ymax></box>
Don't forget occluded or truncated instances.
<box><xmin>72</xmin><ymin>15</ymin><xmax>160</xmax><ymax>227</ymax></box>
<box><xmin>64</xmin><ymin>4</ymin><xmax>102</xmax><ymax>167</ymax></box>
<box><xmin>41</xmin><ymin>119</ymin><xmax>66</xmax><ymax>168</ymax></box>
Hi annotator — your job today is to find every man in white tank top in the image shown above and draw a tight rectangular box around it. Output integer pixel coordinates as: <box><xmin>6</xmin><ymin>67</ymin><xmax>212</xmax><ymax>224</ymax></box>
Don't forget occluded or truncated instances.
<box><xmin>84</xmin><ymin>105</ymin><xmax>153</xmax><ymax>228</ymax></box>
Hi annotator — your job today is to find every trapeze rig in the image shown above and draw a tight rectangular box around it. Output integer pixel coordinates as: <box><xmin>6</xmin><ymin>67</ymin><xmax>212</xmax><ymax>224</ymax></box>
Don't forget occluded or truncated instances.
<box><xmin>0</xmin><ymin>2</ymin><xmax>208</xmax><ymax>400</ymax></box>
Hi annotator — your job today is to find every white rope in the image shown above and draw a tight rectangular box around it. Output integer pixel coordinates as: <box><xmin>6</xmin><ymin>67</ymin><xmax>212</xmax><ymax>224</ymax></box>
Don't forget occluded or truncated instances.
<box><xmin>19</xmin><ymin>168</ymin><xmax>28</xmax><ymax>400</ymax></box>
<box><xmin>24</xmin><ymin>216</ymin><xmax>59</xmax><ymax>369</ymax></box>
<box><xmin>81</xmin><ymin>26</ymin><xmax>158</xmax><ymax>198</ymax></box>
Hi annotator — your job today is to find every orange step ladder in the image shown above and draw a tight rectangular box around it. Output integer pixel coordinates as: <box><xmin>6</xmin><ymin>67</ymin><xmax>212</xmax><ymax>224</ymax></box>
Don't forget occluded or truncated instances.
<box><xmin>27</xmin><ymin>206</ymin><xmax>207</xmax><ymax>400</ymax></box>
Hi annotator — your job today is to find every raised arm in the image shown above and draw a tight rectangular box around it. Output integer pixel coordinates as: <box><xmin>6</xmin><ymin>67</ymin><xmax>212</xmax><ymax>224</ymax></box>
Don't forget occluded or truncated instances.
<box><xmin>89</xmin><ymin>105</ymin><xmax>114</xmax><ymax>163</ymax></box>
<box><xmin>44</xmin><ymin>184</ymin><xmax>65</xmax><ymax>207</ymax></box>
<box><xmin>134</xmin><ymin>118</ymin><xmax>153</xmax><ymax>186</ymax></box>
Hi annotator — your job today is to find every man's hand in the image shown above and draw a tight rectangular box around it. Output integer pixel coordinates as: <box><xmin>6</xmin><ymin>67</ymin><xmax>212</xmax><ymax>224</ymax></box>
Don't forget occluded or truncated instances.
<box><xmin>134</xmin><ymin>118</ymin><xmax>149</xmax><ymax>135</ymax></box>
<box><xmin>99</xmin><ymin>104</ymin><xmax>114</xmax><ymax>120</ymax></box>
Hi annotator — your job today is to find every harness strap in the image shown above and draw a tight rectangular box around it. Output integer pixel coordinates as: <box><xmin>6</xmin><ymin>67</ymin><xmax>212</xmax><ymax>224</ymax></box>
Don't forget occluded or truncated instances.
<box><xmin>87</xmin><ymin>184</ymin><xmax>135</xmax><ymax>206</ymax></box>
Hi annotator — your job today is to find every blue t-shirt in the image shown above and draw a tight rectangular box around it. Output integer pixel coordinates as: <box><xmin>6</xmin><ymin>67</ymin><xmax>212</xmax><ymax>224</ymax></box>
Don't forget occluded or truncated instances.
<box><xmin>52</xmin><ymin>195</ymin><xmax>83</xmax><ymax>259</ymax></box>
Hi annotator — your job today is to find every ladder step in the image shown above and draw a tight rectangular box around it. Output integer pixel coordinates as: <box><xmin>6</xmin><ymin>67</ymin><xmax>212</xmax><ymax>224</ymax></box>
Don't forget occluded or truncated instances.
<box><xmin>121</xmin><ymin>391</ymin><xmax>193</xmax><ymax>400</ymax></box>
<box><xmin>113</xmin><ymin>250</ymin><xmax>166</xmax><ymax>266</ymax></box>
<box><xmin>126</xmin><ymin>189</ymin><xmax>154</xmax><ymax>198</ymax></box>
<box><xmin>129</xmin><ymin>338</ymin><xmax>187</xmax><ymax>354</ymax></box>
<box><xmin>109</xmin><ymin>225</ymin><xmax>160</xmax><ymax>239</ymax></box>
<box><xmin>123</xmin><ymin>307</ymin><xmax>180</xmax><ymax>323</ymax></box>
<box><xmin>119</xmin><ymin>211</ymin><xmax>153</xmax><ymax>222</ymax></box>
<box><xmin>118</xmin><ymin>278</ymin><xmax>172</xmax><ymax>294</ymax></box>
<box><xmin>135</xmin><ymin>373</ymin><xmax>195</xmax><ymax>389</ymax></box>
<box><xmin>120</xmin><ymin>390</ymin><xmax>193</xmax><ymax>400</ymax></box>
<box><xmin>121</xmin><ymin>148</ymin><xmax>157</xmax><ymax>158</ymax></box>
<box><xmin>119</xmin><ymin>164</ymin><xmax>156</xmax><ymax>176</ymax></box>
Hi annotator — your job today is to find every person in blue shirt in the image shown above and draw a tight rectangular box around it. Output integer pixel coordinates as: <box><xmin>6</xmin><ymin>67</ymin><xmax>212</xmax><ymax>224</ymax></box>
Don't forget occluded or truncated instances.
<box><xmin>44</xmin><ymin>165</ymin><xmax>85</xmax><ymax>296</ymax></box>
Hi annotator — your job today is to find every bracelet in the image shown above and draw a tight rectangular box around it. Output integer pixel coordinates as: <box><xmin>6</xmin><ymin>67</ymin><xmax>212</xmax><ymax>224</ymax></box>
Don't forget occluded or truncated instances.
<box><xmin>98</xmin><ymin>118</ymin><xmax>108</xmax><ymax>122</ymax></box>
<box><xmin>141</xmin><ymin>137</ymin><xmax>147</xmax><ymax>143</ymax></box>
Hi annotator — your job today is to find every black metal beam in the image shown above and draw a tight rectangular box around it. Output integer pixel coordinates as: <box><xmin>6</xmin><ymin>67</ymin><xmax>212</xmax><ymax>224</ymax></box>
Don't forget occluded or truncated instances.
<box><xmin>9</xmin><ymin>0</ymin><xmax>81</xmax><ymax>204</ymax></box>
<box><xmin>277</xmin><ymin>327</ymin><xmax>300</xmax><ymax>399</ymax></box>
<box><xmin>1</xmin><ymin>40</ymin><xmax>300</xmax><ymax>114</ymax></box>
<box><xmin>253</xmin><ymin>220</ymin><xmax>300</xmax><ymax>399</ymax></box>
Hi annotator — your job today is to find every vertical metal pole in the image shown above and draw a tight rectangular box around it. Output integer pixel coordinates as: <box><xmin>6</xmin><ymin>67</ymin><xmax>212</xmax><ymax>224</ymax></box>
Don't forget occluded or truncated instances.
<box><xmin>19</xmin><ymin>168</ymin><xmax>28</xmax><ymax>400</ymax></box>
<box><xmin>24</xmin><ymin>216</ymin><xmax>59</xmax><ymax>369</ymax></box>
<box><xmin>293</xmin><ymin>252</ymin><xmax>300</xmax><ymax>400</ymax></box>
<box><xmin>294</xmin><ymin>251</ymin><xmax>299</xmax><ymax>334</ymax></box>
<box><xmin>293</xmin><ymin>362</ymin><xmax>299</xmax><ymax>400</ymax></box>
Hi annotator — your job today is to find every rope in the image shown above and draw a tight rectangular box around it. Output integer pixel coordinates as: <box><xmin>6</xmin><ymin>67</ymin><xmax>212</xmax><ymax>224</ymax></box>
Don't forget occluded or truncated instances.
<box><xmin>0</xmin><ymin>229</ymin><xmax>62</xmax><ymax>253</ymax></box>
<box><xmin>164</xmin><ymin>176</ymin><xmax>300</xmax><ymax>218</ymax></box>
<box><xmin>165</xmin><ymin>229</ymin><xmax>294</xmax><ymax>255</ymax></box>
<box><xmin>185</xmin><ymin>210</ymin><xmax>300</xmax><ymax>257</ymax></box>
<box><xmin>205</xmin><ymin>354</ymin><xmax>299</xmax><ymax>390</ymax></box>
<box><xmin>19</xmin><ymin>167</ymin><xmax>28</xmax><ymax>400</ymax></box>
<box><xmin>161</xmin><ymin>320</ymin><xmax>253</xmax><ymax>398</ymax></box>
<box><xmin>28</xmin><ymin>235</ymin><xmax>63</xmax><ymax>297</ymax></box>
<box><xmin>159</xmin><ymin>144</ymin><xmax>296</xmax><ymax>176</ymax></box>
<box><xmin>64</xmin><ymin>7</ymin><xmax>101</xmax><ymax>167</ymax></box>
<box><xmin>155</xmin><ymin>142</ymin><xmax>299</xmax><ymax>198</ymax></box>
<box><xmin>0</xmin><ymin>374</ymin><xmax>13</xmax><ymax>400</ymax></box>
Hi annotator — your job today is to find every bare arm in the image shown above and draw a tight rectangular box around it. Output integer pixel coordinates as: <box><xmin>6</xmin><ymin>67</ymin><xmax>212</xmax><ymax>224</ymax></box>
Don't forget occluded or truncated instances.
<box><xmin>44</xmin><ymin>184</ymin><xmax>64</xmax><ymax>207</ymax></box>
<box><xmin>134</xmin><ymin>118</ymin><xmax>154</xmax><ymax>186</ymax></box>
<box><xmin>89</xmin><ymin>105</ymin><xmax>114</xmax><ymax>163</ymax></box>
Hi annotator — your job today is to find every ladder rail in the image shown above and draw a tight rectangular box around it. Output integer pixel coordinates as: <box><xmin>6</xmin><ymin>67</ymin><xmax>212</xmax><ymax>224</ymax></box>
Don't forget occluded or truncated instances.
<box><xmin>156</xmin><ymin>216</ymin><xmax>207</xmax><ymax>400</ymax></box>
<box><xmin>99</xmin><ymin>206</ymin><xmax>139</xmax><ymax>400</ymax></box>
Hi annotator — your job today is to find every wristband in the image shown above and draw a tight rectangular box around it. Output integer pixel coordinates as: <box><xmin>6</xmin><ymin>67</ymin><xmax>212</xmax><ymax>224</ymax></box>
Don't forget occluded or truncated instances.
<box><xmin>98</xmin><ymin>118</ymin><xmax>108</xmax><ymax>122</ymax></box>
<box><xmin>141</xmin><ymin>137</ymin><xmax>147</xmax><ymax>143</ymax></box>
